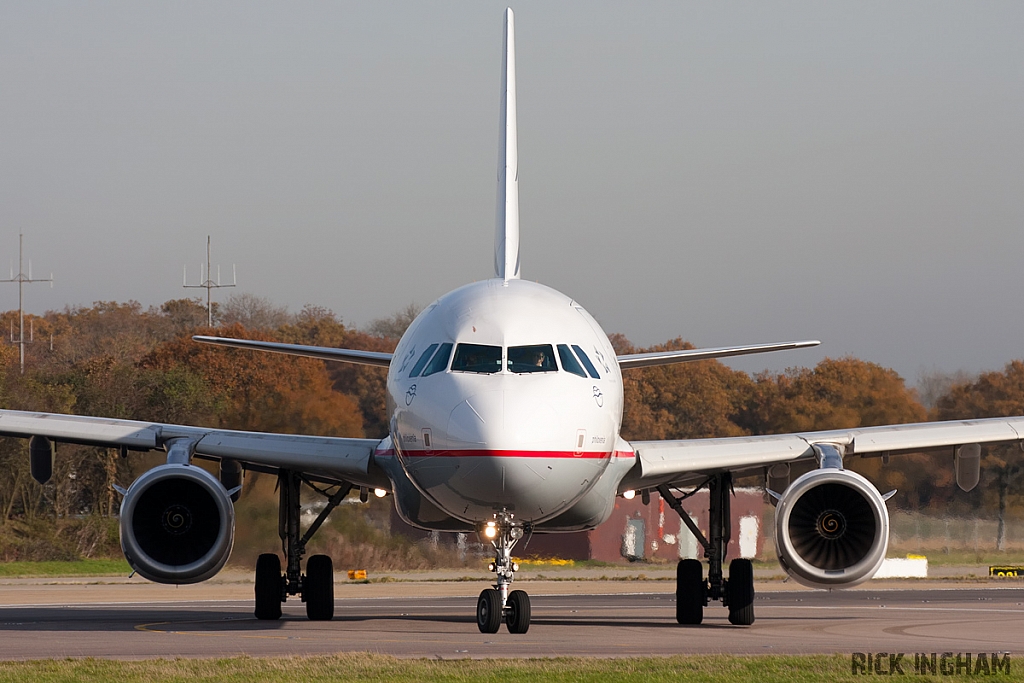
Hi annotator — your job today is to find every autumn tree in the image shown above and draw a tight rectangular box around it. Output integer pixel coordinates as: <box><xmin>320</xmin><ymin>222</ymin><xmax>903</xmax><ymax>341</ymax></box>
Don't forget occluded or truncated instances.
<box><xmin>161</xmin><ymin>298</ymin><xmax>214</xmax><ymax>334</ymax></box>
<box><xmin>612</xmin><ymin>336</ymin><xmax>754</xmax><ymax>441</ymax></box>
<box><xmin>734</xmin><ymin>357</ymin><xmax>931</xmax><ymax>501</ymax></box>
<box><xmin>35</xmin><ymin>301</ymin><xmax>174</xmax><ymax>368</ymax></box>
<box><xmin>277</xmin><ymin>305</ymin><xmax>395</xmax><ymax>438</ymax></box>
<box><xmin>141</xmin><ymin>323</ymin><xmax>364</xmax><ymax>437</ymax></box>
<box><xmin>739</xmin><ymin>357</ymin><xmax>926</xmax><ymax>435</ymax></box>
<box><xmin>935</xmin><ymin>361</ymin><xmax>1024</xmax><ymax>549</ymax></box>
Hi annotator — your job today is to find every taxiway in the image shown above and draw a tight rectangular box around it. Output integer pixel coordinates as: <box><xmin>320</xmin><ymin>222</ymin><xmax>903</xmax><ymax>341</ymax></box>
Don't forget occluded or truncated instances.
<box><xmin>0</xmin><ymin>581</ymin><xmax>1020</xmax><ymax>659</ymax></box>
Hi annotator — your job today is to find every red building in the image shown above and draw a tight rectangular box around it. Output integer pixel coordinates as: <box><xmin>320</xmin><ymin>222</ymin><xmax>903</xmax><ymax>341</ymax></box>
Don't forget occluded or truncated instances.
<box><xmin>391</xmin><ymin>488</ymin><xmax>767</xmax><ymax>563</ymax></box>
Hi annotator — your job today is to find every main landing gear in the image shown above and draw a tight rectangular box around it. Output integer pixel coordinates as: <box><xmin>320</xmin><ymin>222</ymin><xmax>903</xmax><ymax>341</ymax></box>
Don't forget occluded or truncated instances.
<box><xmin>476</xmin><ymin>511</ymin><xmax>532</xmax><ymax>634</ymax></box>
<box><xmin>657</xmin><ymin>472</ymin><xmax>755</xmax><ymax>626</ymax></box>
<box><xmin>254</xmin><ymin>469</ymin><xmax>351</xmax><ymax>621</ymax></box>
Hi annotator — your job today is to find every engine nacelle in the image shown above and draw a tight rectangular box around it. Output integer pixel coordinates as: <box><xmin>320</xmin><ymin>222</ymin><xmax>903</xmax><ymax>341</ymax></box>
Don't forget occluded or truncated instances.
<box><xmin>774</xmin><ymin>468</ymin><xmax>888</xmax><ymax>588</ymax></box>
<box><xmin>119</xmin><ymin>464</ymin><xmax>235</xmax><ymax>584</ymax></box>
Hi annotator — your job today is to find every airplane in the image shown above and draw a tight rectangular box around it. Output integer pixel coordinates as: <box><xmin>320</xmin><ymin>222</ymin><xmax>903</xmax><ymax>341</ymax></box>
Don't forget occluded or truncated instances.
<box><xmin>1</xmin><ymin>8</ymin><xmax>1022</xmax><ymax>634</ymax></box>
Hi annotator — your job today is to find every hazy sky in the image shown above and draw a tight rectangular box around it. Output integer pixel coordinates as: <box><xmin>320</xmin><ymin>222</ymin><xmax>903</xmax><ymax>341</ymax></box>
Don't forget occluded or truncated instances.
<box><xmin>1</xmin><ymin>2</ymin><xmax>1021</xmax><ymax>383</ymax></box>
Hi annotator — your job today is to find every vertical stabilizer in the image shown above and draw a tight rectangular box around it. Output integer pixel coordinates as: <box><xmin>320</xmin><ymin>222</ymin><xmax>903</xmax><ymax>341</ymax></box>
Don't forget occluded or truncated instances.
<box><xmin>495</xmin><ymin>7</ymin><xmax>520</xmax><ymax>281</ymax></box>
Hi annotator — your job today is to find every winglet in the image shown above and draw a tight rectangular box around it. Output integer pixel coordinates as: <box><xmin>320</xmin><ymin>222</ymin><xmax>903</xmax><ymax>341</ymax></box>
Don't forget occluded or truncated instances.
<box><xmin>494</xmin><ymin>7</ymin><xmax>520</xmax><ymax>282</ymax></box>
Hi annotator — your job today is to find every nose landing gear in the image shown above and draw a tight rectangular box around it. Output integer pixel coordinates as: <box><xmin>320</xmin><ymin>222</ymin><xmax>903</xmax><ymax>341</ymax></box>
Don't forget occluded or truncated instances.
<box><xmin>476</xmin><ymin>511</ymin><xmax>532</xmax><ymax>634</ymax></box>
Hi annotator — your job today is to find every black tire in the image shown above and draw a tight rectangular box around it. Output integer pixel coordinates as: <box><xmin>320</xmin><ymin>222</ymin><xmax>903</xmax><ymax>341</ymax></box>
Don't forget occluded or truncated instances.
<box><xmin>476</xmin><ymin>589</ymin><xmax>502</xmax><ymax>634</ymax></box>
<box><xmin>304</xmin><ymin>554</ymin><xmax>335</xmax><ymax>621</ymax></box>
<box><xmin>254</xmin><ymin>553</ymin><xmax>282</xmax><ymax>620</ymax></box>
<box><xmin>727</xmin><ymin>558</ymin><xmax>755</xmax><ymax>626</ymax></box>
<box><xmin>676</xmin><ymin>559</ymin><xmax>705</xmax><ymax>625</ymax></box>
<box><xmin>505</xmin><ymin>589</ymin><xmax>531</xmax><ymax>634</ymax></box>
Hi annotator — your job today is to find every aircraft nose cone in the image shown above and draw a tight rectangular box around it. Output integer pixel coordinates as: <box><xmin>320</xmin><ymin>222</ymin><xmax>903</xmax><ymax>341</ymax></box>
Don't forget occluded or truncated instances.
<box><xmin>447</xmin><ymin>390</ymin><xmax>504</xmax><ymax>448</ymax></box>
<box><xmin>446</xmin><ymin>389</ymin><xmax>563</xmax><ymax>451</ymax></box>
<box><xmin>503</xmin><ymin>389</ymin><xmax>561</xmax><ymax>449</ymax></box>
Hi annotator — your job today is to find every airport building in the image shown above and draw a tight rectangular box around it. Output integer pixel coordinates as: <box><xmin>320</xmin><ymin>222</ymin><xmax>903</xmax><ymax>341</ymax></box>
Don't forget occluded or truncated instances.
<box><xmin>392</xmin><ymin>488</ymin><xmax>767</xmax><ymax>563</ymax></box>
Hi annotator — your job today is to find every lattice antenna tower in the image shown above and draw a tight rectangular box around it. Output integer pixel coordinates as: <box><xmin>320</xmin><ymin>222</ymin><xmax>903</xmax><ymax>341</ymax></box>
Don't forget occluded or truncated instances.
<box><xmin>0</xmin><ymin>233</ymin><xmax>54</xmax><ymax>374</ymax></box>
<box><xmin>184</xmin><ymin>236</ymin><xmax>236</xmax><ymax>327</ymax></box>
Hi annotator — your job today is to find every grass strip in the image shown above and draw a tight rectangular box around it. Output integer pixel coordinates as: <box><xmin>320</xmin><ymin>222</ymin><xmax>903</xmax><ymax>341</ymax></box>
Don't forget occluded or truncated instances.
<box><xmin>0</xmin><ymin>653</ymin><xmax>1018</xmax><ymax>683</ymax></box>
<box><xmin>0</xmin><ymin>560</ymin><xmax>131</xmax><ymax>578</ymax></box>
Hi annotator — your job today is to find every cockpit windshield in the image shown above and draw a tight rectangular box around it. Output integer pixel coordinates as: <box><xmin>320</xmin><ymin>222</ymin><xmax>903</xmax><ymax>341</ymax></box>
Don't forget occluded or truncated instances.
<box><xmin>451</xmin><ymin>343</ymin><xmax>502</xmax><ymax>374</ymax></box>
<box><xmin>409</xmin><ymin>343</ymin><xmax>439</xmax><ymax>378</ymax></box>
<box><xmin>571</xmin><ymin>344</ymin><xmax>601</xmax><ymax>379</ymax></box>
<box><xmin>556</xmin><ymin>344</ymin><xmax>587</xmax><ymax>377</ymax></box>
<box><xmin>421</xmin><ymin>342</ymin><xmax>453</xmax><ymax>376</ymax></box>
<box><xmin>508</xmin><ymin>344</ymin><xmax>557</xmax><ymax>373</ymax></box>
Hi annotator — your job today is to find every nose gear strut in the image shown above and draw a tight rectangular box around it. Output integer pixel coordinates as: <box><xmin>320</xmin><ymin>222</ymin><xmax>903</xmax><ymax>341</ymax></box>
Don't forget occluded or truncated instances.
<box><xmin>477</xmin><ymin>510</ymin><xmax>532</xmax><ymax>634</ymax></box>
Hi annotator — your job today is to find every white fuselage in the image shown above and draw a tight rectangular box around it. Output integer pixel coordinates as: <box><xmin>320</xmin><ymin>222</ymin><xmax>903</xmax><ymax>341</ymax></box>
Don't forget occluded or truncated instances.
<box><xmin>379</xmin><ymin>278</ymin><xmax>634</xmax><ymax>528</ymax></box>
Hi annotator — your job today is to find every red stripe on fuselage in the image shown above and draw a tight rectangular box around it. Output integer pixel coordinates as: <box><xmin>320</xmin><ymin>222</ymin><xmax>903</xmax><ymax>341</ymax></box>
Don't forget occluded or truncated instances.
<box><xmin>392</xmin><ymin>449</ymin><xmax>634</xmax><ymax>459</ymax></box>
<box><xmin>375</xmin><ymin>448</ymin><xmax>634</xmax><ymax>460</ymax></box>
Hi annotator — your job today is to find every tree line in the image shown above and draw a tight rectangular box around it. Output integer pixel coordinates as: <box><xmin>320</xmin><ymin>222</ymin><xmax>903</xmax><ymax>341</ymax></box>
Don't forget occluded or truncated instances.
<box><xmin>0</xmin><ymin>295</ymin><xmax>1020</xmax><ymax>558</ymax></box>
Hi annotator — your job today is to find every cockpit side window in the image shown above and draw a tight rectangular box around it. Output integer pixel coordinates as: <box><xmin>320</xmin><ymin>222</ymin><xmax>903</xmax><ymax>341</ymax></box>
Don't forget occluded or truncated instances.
<box><xmin>508</xmin><ymin>344</ymin><xmax>557</xmax><ymax>373</ymax></box>
<box><xmin>571</xmin><ymin>344</ymin><xmax>601</xmax><ymax>379</ymax></box>
<box><xmin>451</xmin><ymin>343</ymin><xmax>502</xmax><ymax>374</ymax></box>
<box><xmin>556</xmin><ymin>344</ymin><xmax>587</xmax><ymax>378</ymax></box>
<box><xmin>409</xmin><ymin>343</ymin><xmax>439</xmax><ymax>378</ymax></box>
<box><xmin>421</xmin><ymin>342</ymin><xmax>453</xmax><ymax>376</ymax></box>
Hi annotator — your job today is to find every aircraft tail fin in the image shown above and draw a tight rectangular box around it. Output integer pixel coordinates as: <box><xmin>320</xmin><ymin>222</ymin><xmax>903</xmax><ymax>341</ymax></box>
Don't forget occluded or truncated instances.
<box><xmin>494</xmin><ymin>7</ymin><xmax>520</xmax><ymax>281</ymax></box>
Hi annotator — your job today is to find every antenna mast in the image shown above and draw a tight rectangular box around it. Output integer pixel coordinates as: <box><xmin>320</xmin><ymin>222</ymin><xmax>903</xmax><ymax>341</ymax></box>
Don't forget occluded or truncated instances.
<box><xmin>0</xmin><ymin>233</ymin><xmax>54</xmax><ymax>374</ymax></box>
<box><xmin>184</xmin><ymin>236</ymin><xmax>236</xmax><ymax>327</ymax></box>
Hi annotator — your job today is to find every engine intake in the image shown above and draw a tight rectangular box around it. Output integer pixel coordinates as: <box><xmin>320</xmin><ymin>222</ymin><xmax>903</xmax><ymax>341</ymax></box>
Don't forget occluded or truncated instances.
<box><xmin>119</xmin><ymin>464</ymin><xmax>235</xmax><ymax>584</ymax></box>
<box><xmin>774</xmin><ymin>468</ymin><xmax>888</xmax><ymax>588</ymax></box>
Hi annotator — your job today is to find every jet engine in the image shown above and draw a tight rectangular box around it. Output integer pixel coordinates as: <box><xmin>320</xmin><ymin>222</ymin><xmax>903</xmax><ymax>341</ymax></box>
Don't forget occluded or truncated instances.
<box><xmin>119</xmin><ymin>464</ymin><xmax>235</xmax><ymax>584</ymax></box>
<box><xmin>774</xmin><ymin>468</ymin><xmax>889</xmax><ymax>588</ymax></box>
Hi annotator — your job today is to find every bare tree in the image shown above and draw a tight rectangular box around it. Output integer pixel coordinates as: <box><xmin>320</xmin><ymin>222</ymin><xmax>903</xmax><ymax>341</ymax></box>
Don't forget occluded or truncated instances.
<box><xmin>366</xmin><ymin>303</ymin><xmax>421</xmax><ymax>340</ymax></box>
<box><xmin>916</xmin><ymin>368</ymin><xmax>975</xmax><ymax>411</ymax></box>
<box><xmin>219</xmin><ymin>293</ymin><xmax>290</xmax><ymax>331</ymax></box>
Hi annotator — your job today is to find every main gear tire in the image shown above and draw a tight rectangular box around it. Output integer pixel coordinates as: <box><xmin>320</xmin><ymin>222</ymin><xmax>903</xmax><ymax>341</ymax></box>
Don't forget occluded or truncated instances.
<box><xmin>304</xmin><ymin>554</ymin><xmax>335</xmax><ymax>621</ymax></box>
<box><xmin>727</xmin><ymin>558</ymin><xmax>755</xmax><ymax>626</ymax></box>
<box><xmin>255</xmin><ymin>553</ymin><xmax>283</xmax><ymax>621</ymax></box>
<box><xmin>676</xmin><ymin>559</ymin><xmax>705</xmax><ymax>625</ymax></box>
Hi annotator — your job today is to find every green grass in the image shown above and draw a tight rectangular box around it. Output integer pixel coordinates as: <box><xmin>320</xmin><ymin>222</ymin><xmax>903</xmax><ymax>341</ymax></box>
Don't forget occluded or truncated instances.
<box><xmin>3</xmin><ymin>653</ymin><xmax>1015</xmax><ymax>683</ymax></box>
<box><xmin>0</xmin><ymin>559</ymin><xmax>131</xmax><ymax>578</ymax></box>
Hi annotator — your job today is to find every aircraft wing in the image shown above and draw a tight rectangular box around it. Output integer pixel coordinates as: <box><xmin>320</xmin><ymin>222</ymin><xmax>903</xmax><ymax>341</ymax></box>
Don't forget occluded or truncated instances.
<box><xmin>620</xmin><ymin>416</ymin><xmax>1024</xmax><ymax>491</ymax></box>
<box><xmin>192</xmin><ymin>336</ymin><xmax>393</xmax><ymax>368</ymax></box>
<box><xmin>0</xmin><ymin>409</ymin><xmax>388</xmax><ymax>489</ymax></box>
<box><xmin>616</xmin><ymin>340</ymin><xmax>820</xmax><ymax>369</ymax></box>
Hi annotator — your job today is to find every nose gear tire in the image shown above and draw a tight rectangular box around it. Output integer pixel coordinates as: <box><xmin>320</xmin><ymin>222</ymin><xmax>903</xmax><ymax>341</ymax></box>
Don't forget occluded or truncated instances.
<box><xmin>476</xmin><ymin>589</ymin><xmax>502</xmax><ymax>633</ymax></box>
<box><xmin>505</xmin><ymin>589</ymin><xmax>531</xmax><ymax>634</ymax></box>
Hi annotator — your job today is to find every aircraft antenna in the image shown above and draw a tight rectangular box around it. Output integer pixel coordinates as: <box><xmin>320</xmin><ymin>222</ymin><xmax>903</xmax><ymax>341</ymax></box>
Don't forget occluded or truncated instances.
<box><xmin>184</xmin><ymin>235</ymin><xmax>237</xmax><ymax>327</ymax></box>
<box><xmin>0</xmin><ymin>233</ymin><xmax>54</xmax><ymax>374</ymax></box>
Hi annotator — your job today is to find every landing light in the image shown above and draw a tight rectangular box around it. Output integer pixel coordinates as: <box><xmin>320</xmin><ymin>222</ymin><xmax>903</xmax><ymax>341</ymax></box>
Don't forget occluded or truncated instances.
<box><xmin>483</xmin><ymin>522</ymin><xmax>498</xmax><ymax>539</ymax></box>
<box><xmin>373</xmin><ymin>488</ymin><xmax>388</xmax><ymax>498</ymax></box>
<box><xmin>622</xmin><ymin>490</ymin><xmax>636</xmax><ymax>500</ymax></box>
